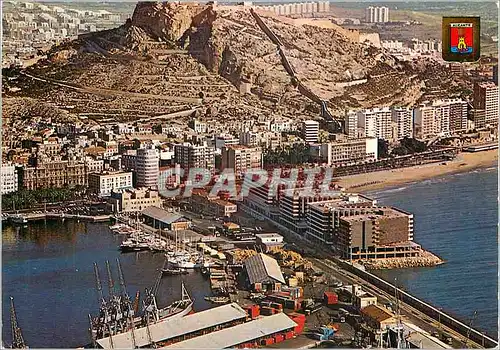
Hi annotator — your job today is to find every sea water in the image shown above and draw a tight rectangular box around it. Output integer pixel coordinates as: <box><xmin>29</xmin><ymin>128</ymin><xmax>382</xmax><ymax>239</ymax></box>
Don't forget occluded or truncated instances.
<box><xmin>369</xmin><ymin>166</ymin><xmax>498</xmax><ymax>336</ymax></box>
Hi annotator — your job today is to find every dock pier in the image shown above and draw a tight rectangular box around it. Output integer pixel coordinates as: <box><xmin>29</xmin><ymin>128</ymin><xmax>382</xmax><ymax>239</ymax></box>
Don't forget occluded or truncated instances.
<box><xmin>5</xmin><ymin>213</ymin><xmax>112</xmax><ymax>224</ymax></box>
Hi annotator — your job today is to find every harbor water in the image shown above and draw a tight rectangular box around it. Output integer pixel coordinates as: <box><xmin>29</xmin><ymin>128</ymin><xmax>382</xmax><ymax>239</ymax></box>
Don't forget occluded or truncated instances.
<box><xmin>2</xmin><ymin>220</ymin><xmax>213</xmax><ymax>348</ymax></box>
<box><xmin>369</xmin><ymin>166</ymin><xmax>498</xmax><ymax>337</ymax></box>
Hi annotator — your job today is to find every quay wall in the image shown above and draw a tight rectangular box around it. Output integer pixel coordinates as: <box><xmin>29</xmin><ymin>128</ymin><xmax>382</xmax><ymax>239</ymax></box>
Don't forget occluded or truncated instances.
<box><xmin>334</xmin><ymin>258</ymin><xmax>498</xmax><ymax>348</ymax></box>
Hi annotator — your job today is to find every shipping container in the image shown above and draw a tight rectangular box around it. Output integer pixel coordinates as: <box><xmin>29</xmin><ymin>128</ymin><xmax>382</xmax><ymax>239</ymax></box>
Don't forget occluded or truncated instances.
<box><xmin>324</xmin><ymin>291</ymin><xmax>338</xmax><ymax>305</ymax></box>
<box><xmin>285</xmin><ymin>331</ymin><xmax>294</xmax><ymax>340</ymax></box>
<box><xmin>289</xmin><ymin>313</ymin><xmax>306</xmax><ymax>334</ymax></box>
<box><xmin>265</xmin><ymin>338</ymin><xmax>275</xmax><ymax>345</ymax></box>
<box><xmin>245</xmin><ymin>304</ymin><xmax>260</xmax><ymax>319</ymax></box>
<box><xmin>260</xmin><ymin>306</ymin><xmax>275</xmax><ymax>316</ymax></box>
<box><xmin>274</xmin><ymin>334</ymin><xmax>285</xmax><ymax>343</ymax></box>
<box><xmin>271</xmin><ymin>302</ymin><xmax>283</xmax><ymax>311</ymax></box>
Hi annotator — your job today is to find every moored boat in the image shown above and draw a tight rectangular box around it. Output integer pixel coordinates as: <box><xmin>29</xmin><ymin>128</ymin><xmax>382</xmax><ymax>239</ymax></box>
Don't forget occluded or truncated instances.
<box><xmin>162</xmin><ymin>268</ymin><xmax>188</xmax><ymax>276</ymax></box>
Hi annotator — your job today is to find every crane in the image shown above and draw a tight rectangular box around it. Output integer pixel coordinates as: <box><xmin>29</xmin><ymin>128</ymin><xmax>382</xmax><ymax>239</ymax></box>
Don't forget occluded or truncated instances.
<box><xmin>10</xmin><ymin>297</ymin><xmax>27</xmax><ymax>349</ymax></box>
<box><xmin>117</xmin><ymin>258</ymin><xmax>137</xmax><ymax>349</ymax></box>
<box><xmin>464</xmin><ymin>310</ymin><xmax>478</xmax><ymax>348</ymax></box>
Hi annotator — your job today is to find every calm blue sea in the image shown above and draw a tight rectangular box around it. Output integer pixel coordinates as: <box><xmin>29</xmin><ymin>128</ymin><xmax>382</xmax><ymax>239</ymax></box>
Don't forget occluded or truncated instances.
<box><xmin>369</xmin><ymin>166</ymin><xmax>498</xmax><ymax>337</ymax></box>
<box><xmin>2</xmin><ymin>221</ymin><xmax>212</xmax><ymax>348</ymax></box>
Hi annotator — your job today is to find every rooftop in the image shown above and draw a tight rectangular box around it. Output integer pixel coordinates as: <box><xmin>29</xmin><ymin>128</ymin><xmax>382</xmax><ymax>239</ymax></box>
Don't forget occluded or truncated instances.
<box><xmin>244</xmin><ymin>253</ymin><xmax>285</xmax><ymax>285</ymax></box>
<box><xmin>141</xmin><ymin>206</ymin><xmax>189</xmax><ymax>224</ymax></box>
<box><xmin>339</xmin><ymin>206</ymin><xmax>410</xmax><ymax>223</ymax></box>
<box><xmin>255</xmin><ymin>233</ymin><xmax>283</xmax><ymax>239</ymax></box>
<box><xmin>361</xmin><ymin>304</ymin><xmax>395</xmax><ymax>323</ymax></box>
<box><xmin>163</xmin><ymin>313</ymin><xmax>297</xmax><ymax>349</ymax></box>
<box><xmin>97</xmin><ymin>303</ymin><xmax>248</xmax><ymax>349</ymax></box>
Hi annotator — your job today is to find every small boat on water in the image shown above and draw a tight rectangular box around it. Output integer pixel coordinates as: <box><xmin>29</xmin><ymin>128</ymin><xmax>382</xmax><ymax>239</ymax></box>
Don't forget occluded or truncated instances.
<box><xmin>162</xmin><ymin>268</ymin><xmax>188</xmax><ymax>276</ymax></box>
<box><xmin>109</xmin><ymin>223</ymin><xmax>126</xmax><ymax>231</ymax></box>
<box><xmin>174</xmin><ymin>259</ymin><xmax>197</xmax><ymax>269</ymax></box>
<box><xmin>10</xmin><ymin>215</ymin><xmax>28</xmax><ymax>225</ymax></box>
<box><xmin>204</xmin><ymin>296</ymin><xmax>230</xmax><ymax>304</ymax></box>
<box><xmin>119</xmin><ymin>239</ymin><xmax>151</xmax><ymax>252</ymax></box>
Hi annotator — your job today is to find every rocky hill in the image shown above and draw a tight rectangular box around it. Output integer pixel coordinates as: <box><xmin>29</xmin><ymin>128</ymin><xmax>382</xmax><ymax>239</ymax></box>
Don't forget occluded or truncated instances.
<box><xmin>3</xmin><ymin>1</ymin><xmax>471</xmax><ymax>124</ymax></box>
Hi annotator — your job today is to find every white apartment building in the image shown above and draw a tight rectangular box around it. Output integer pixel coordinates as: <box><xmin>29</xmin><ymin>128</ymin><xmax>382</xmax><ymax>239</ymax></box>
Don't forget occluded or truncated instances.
<box><xmin>381</xmin><ymin>40</ymin><xmax>404</xmax><ymax>51</ymax></box>
<box><xmin>108</xmin><ymin>188</ymin><xmax>162</xmax><ymax>213</ymax></box>
<box><xmin>347</xmin><ymin>108</ymin><xmax>392</xmax><ymax>140</ymax></box>
<box><xmin>240</xmin><ymin>131</ymin><xmax>282</xmax><ymax>150</ymax></box>
<box><xmin>214</xmin><ymin>134</ymin><xmax>239</xmax><ymax>151</ymax></box>
<box><xmin>414</xmin><ymin>106</ymin><xmax>436</xmax><ymax>140</ymax></box>
<box><xmin>434</xmin><ymin>99</ymin><xmax>467</xmax><ymax>133</ymax></box>
<box><xmin>391</xmin><ymin>107</ymin><xmax>414</xmax><ymax>139</ymax></box>
<box><xmin>136</xmin><ymin>147</ymin><xmax>159</xmax><ymax>189</ymax></box>
<box><xmin>302</xmin><ymin>120</ymin><xmax>320</xmax><ymax>144</ymax></box>
<box><xmin>85</xmin><ymin>157</ymin><xmax>104</xmax><ymax>174</ymax></box>
<box><xmin>474</xmin><ymin>82</ymin><xmax>499</xmax><ymax>126</ymax></box>
<box><xmin>88</xmin><ymin>171</ymin><xmax>133</xmax><ymax>197</ymax></box>
<box><xmin>414</xmin><ymin>99</ymin><xmax>467</xmax><ymax>139</ymax></box>
<box><xmin>318</xmin><ymin>138</ymin><xmax>378</xmax><ymax>166</ymax></box>
<box><xmin>174</xmin><ymin>142</ymin><xmax>215</xmax><ymax>171</ymax></box>
<box><xmin>1</xmin><ymin>165</ymin><xmax>18</xmax><ymax>195</ymax></box>
<box><xmin>365</xmin><ymin>6</ymin><xmax>389</xmax><ymax>23</ymax></box>
<box><xmin>220</xmin><ymin>145</ymin><xmax>263</xmax><ymax>175</ymax></box>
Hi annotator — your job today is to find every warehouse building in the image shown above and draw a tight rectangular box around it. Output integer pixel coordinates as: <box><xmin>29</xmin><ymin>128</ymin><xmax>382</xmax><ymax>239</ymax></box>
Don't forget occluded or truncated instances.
<box><xmin>141</xmin><ymin>206</ymin><xmax>191</xmax><ymax>231</ymax></box>
<box><xmin>97</xmin><ymin>303</ymin><xmax>248</xmax><ymax>349</ymax></box>
<box><xmin>244</xmin><ymin>253</ymin><xmax>285</xmax><ymax>292</ymax></box>
<box><xmin>163</xmin><ymin>313</ymin><xmax>298</xmax><ymax>349</ymax></box>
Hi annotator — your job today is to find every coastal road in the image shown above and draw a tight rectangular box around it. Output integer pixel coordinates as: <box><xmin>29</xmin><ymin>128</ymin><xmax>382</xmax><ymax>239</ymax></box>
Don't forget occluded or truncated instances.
<box><xmin>310</xmin><ymin>258</ymin><xmax>484</xmax><ymax>349</ymax></box>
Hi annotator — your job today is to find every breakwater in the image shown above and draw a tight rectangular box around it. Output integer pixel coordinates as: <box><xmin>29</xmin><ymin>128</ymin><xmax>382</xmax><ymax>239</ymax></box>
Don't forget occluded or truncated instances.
<box><xmin>361</xmin><ymin>250</ymin><xmax>444</xmax><ymax>269</ymax></box>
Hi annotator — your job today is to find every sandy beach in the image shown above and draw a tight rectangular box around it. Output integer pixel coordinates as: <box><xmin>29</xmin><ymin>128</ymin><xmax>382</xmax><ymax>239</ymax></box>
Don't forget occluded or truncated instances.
<box><xmin>336</xmin><ymin>150</ymin><xmax>498</xmax><ymax>192</ymax></box>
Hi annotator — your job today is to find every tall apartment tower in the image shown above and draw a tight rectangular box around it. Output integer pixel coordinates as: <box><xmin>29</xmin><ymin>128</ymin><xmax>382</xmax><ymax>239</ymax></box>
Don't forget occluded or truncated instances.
<box><xmin>391</xmin><ymin>107</ymin><xmax>414</xmax><ymax>139</ymax></box>
<box><xmin>357</xmin><ymin>107</ymin><xmax>392</xmax><ymax>140</ymax></box>
<box><xmin>302</xmin><ymin>120</ymin><xmax>320</xmax><ymax>144</ymax></box>
<box><xmin>136</xmin><ymin>146</ymin><xmax>159</xmax><ymax>189</ymax></box>
<box><xmin>174</xmin><ymin>142</ymin><xmax>215</xmax><ymax>171</ymax></box>
<box><xmin>414</xmin><ymin>105</ymin><xmax>436</xmax><ymax>140</ymax></box>
<box><xmin>473</xmin><ymin>82</ymin><xmax>499</xmax><ymax>126</ymax></box>
<box><xmin>365</xmin><ymin>6</ymin><xmax>389</xmax><ymax>23</ymax></box>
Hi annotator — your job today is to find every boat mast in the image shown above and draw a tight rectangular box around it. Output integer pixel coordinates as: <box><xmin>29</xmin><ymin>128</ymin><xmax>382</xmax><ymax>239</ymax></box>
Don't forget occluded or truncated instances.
<box><xmin>10</xmin><ymin>297</ymin><xmax>27</xmax><ymax>349</ymax></box>
<box><xmin>106</xmin><ymin>260</ymin><xmax>115</xmax><ymax>297</ymax></box>
<box><xmin>93</xmin><ymin>263</ymin><xmax>105</xmax><ymax>306</ymax></box>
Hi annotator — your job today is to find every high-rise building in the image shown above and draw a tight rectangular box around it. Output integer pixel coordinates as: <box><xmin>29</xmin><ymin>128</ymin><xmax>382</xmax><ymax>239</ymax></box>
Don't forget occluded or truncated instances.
<box><xmin>414</xmin><ymin>99</ymin><xmax>467</xmax><ymax>139</ymax></box>
<box><xmin>391</xmin><ymin>107</ymin><xmax>413</xmax><ymax>139</ymax></box>
<box><xmin>354</xmin><ymin>108</ymin><xmax>392</xmax><ymax>141</ymax></box>
<box><xmin>413</xmin><ymin>105</ymin><xmax>436</xmax><ymax>140</ymax></box>
<box><xmin>174</xmin><ymin>142</ymin><xmax>215</xmax><ymax>171</ymax></box>
<box><xmin>302</xmin><ymin>120</ymin><xmax>320</xmax><ymax>144</ymax></box>
<box><xmin>433</xmin><ymin>99</ymin><xmax>467</xmax><ymax>133</ymax></box>
<box><xmin>471</xmin><ymin>109</ymin><xmax>486</xmax><ymax>129</ymax></box>
<box><xmin>1</xmin><ymin>164</ymin><xmax>18</xmax><ymax>195</ymax></box>
<box><xmin>473</xmin><ymin>82</ymin><xmax>499</xmax><ymax>126</ymax></box>
<box><xmin>136</xmin><ymin>147</ymin><xmax>159</xmax><ymax>189</ymax></box>
<box><xmin>307</xmin><ymin>194</ymin><xmax>376</xmax><ymax>246</ymax></box>
<box><xmin>220</xmin><ymin>145</ymin><xmax>262</xmax><ymax>176</ymax></box>
<box><xmin>365</xmin><ymin>6</ymin><xmax>389</xmax><ymax>23</ymax></box>
<box><xmin>493</xmin><ymin>65</ymin><xmax>498</xmax><ymax>85</ymax></box>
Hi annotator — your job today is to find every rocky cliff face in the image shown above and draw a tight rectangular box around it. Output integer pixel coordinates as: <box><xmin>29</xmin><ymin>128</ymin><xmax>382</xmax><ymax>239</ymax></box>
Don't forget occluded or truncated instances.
<box><xmin>131</xmin><ymin>1</ymin><xmax>207</xmax><ymax>43</ymax></box>
<box><xmin>12</xmin><ymin>1</ymin><xmax>468</xmax><ymax>123</ymax></box>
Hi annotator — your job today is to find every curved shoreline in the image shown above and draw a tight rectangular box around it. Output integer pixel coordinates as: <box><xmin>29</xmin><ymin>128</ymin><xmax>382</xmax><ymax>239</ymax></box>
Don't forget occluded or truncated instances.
<box><xmin>336</xmin><ymin>150</ymin><xmax>498</xmax><ymax>193</ymax></box>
